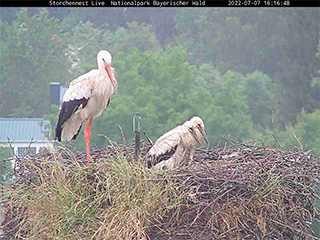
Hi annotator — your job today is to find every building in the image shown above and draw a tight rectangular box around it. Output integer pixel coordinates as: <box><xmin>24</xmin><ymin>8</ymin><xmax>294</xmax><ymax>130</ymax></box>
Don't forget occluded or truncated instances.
<box><xmin>50</xmin><ymin>82</ymin><xmax>67</xmax><ymax>107</ymax></box>
<box><xmin>0</xmin><ymin>83</ymin><xmax>66</xmax><ymax>158</ymax></box>
<box><xmin>0</xmin><ymin>118</ymin><xmax>53</xmax><ymax>158</ymax></box>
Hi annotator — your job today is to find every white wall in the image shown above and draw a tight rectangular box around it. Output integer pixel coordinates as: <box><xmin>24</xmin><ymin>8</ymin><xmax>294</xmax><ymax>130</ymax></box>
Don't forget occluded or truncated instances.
<box><xmin>0</xmin><ymin>141</ymin><xmax>53</xmax><ymax>157</ymax></box>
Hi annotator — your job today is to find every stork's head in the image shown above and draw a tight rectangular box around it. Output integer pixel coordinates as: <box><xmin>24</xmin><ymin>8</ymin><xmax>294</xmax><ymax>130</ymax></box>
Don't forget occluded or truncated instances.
<box><xmin>183</xmin><ymin>120</ymin><xmax>201</xmax><ymax>145</ymax></box>
<box><xmin>97</xmin><ymin>50</ymin><xmax>117</xmax><ymax>93</ymax></box>
<box><xmin>188</xmin><ymin>116</ymin><xmax>209</xmax><ymax>145</ymax></box>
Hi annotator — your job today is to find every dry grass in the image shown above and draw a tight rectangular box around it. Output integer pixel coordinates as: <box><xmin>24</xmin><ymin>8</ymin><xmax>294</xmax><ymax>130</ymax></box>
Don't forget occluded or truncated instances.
<box><xmin>1</xmin><ymin>143</ymin><xmax>182</xmax><ymax>240</ymax></box>
<box><xmin>1</xmin><ymin>141</ymin><xmax>320</xmax><ymax>239</ymax></box>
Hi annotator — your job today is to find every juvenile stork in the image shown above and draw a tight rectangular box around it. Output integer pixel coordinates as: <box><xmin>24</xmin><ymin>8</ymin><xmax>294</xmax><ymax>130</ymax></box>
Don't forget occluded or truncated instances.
<box><xmin>147</xmin><ymin>116</ymin><xmax>208</xmax><ymax>170</ymax></box>
<box><xmin>55</xmin><ymin>50</ymin><xmax>117</xmax><ymax>166</ymax></box>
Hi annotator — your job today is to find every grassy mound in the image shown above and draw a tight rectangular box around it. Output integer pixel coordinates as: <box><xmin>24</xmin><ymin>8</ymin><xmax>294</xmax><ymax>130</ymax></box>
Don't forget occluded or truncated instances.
<box><xmin>1</xmin><ymin>141</ymin><xmax>320</xmax><ymax>239</ymax></box>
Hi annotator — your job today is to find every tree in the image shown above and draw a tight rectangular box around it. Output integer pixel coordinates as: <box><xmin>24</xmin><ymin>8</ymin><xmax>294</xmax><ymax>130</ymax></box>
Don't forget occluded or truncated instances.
<box><xmin>175</xmin><ymin>8</ymin><xmax>319</xmax><ymax>129</ymax></box>
<box><xmin>197</xmin><ymin>65</ymin><xmax>275</xmax><ymax>135</ymax></box>
<box><xmin>0</xmin><ymin>8</ymin><xmax>70</xmax><ymax>117</ymax></box>
<box><xmin>59</xmin><ymin>8</ymin><xmax>177</xmax><ymax>45</ymax></box>
<box><xmin>67</xmin><ymin>48</ymin><xmax>260</xmax><ymax>150</ymax></box>
<box><xmin>277</xmin><ymin>109</ymin><xmax>320</xmax><ymax>154</ymax></box>
<box><xmin>87</xmin><ymin>47</ymin><xmax>211</xmax><ymax>148</ymax></box>
<box><xmin>63</xmin><ymin>21</ymin><xmax>113</xmax><ymax>79</ymax></box>
<box><xmin>111</xmin><ymin>22</ymin><xmax>162</xmax><ymax>54</ymax></box>
<box><xmin>0</xmin><ymin>7</ymin><xmax>19</xmax><ymax>23</ymax></box>
<box><xmin>201</xmin><ymin>70</ymin><xmax>261</xmax><ymax>146</ymax></box>
<box><xmin>241</xmin><ymin>71</ymin><xmax>276</xmax><ymax>130</ymax></box>
<box><xmin>311</xmin><ymin>40</ymin><xmax>320</xmax><ymax>87</ymax></box>
<box><xmin>63</xmin><ymin>20</ymin><xmax>162</xmax><ymax>81</ymax></box>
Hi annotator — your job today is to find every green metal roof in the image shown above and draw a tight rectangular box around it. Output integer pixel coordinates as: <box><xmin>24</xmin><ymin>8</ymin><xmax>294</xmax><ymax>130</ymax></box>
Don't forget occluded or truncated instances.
<box><xmin>0</xmin><ymin>118</ymin><xmax>51</xmax><ymax>142</ymax></box>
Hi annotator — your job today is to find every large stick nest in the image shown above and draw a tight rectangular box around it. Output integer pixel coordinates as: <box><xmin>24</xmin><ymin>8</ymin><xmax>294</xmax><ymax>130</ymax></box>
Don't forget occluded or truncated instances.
<box><xmin>1</xmin><ymin>141</ymin><xmax>320</xmax><ymax>239</ymax></box>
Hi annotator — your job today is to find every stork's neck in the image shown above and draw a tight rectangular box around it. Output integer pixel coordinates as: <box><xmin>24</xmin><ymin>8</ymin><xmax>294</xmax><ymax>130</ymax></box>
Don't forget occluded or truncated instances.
<box><xmin>99</xmin><ymin>68</ymin><xmax>107</xmax><ymax>76</ymax></box>
<box><xmin>98</xmin><ymin>61</ymin><xmax>106</xmax><ymax>74</ymax></box>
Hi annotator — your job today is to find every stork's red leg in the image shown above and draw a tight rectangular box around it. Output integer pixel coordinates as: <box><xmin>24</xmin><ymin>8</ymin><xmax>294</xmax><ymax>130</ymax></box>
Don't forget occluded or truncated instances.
<box><xmin>84</xmin><ymin>119</ymin><xmax>91</xmax><ymax>166</ymax></box>
<box><xmin>88</xmin><ymin>117</ymin><xmax>93</xmax><ymax>136</ymax></box>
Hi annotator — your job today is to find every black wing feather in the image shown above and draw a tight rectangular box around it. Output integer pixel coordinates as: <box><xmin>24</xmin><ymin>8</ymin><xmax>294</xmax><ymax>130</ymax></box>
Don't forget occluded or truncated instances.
<box><xmin>55</xmin><ymin>98</ymin><xmax>88</xmax><ymax>141</ymax></box>
<box><xmin>71</xmin><ymin>123</ymin><xmax>83</xmax><ymax>140</ymax></box>
<box><xmin>147</xmin><ymin>145</ymin><xmax>178</xmax><ymax>168</ymax></box>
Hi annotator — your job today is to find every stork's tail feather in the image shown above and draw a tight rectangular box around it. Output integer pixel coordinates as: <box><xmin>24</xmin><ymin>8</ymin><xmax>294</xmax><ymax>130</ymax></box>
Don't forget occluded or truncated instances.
<box><xmin>55</xmin><ymin>124</ymin><xmax>62</xmax><ymax>142</ymax></box>
<box><xmin>55</xmin><ymin>122</ymin><xmax>82</xmax><ymax>142</ymax></box>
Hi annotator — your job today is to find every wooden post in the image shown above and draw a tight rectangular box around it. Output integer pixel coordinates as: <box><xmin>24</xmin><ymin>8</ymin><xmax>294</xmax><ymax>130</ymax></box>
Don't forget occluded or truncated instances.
<box><xmin>134</xmin><ymin>131</ymin><xmax>140</xmax><ymax>161</ymax></box>
<box><xmin>133</xmin><ymin>113</ymin><xmax>141</xmax><ymax>161</ymax></box>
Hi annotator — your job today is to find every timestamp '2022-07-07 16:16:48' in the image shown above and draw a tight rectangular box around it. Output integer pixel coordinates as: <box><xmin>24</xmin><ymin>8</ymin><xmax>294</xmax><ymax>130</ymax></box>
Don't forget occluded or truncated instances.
<box><xmin>228</xmin><ymin>0</ymin><xmax>291</xmax><ymax>6</ymax></box>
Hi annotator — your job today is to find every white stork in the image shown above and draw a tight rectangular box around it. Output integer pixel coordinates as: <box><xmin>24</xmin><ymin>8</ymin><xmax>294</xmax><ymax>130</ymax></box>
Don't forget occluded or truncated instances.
<box><xmin>55</xmin><ymin>50</ymin><xmax>117</xmax><ymax>166</ymax></box>
<box><xmin>147</xmin><ymin>116</ymin><xmax>208</xmax><ymax>170</ymax></box>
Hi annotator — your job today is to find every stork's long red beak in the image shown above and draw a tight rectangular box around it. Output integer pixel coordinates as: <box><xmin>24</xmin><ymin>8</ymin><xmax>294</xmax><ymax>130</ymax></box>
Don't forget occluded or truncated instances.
<box><xmin>105</xmin><ymin>64</ymin><xmax>117</xmax><ymax>93</ymax></box>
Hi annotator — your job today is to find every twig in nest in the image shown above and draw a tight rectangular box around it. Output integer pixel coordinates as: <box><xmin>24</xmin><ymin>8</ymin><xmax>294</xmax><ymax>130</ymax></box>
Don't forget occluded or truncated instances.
<box><xmin>292</xmin><ymin>133</ymin><xmax>304</xmax><ymax>151</ymax></box>
<box><xmin>117</xmin><ymin>125</ymin><xmax>126</xmax><ymax>145</ymax></box>
<box><xmin>6</xmin><ymin>137</ymin><xmax>16</xmax><ymax>157</ymax></box>
<box><xmin>97</xmin><ymin>134</ymin><xmax>117</xmax><ymax>149</ymax></box>
<box><xmin>7</xmin><ymin>137</ymin><xmax>22</xmax><ymax>172</ymax></box>
<box><xmin>271</xmin><ymin>133</ymin><xmax>283</xmax><ymax>149</ymax></box>
<box><xmin>215</xmin><ymin>130</ymin><xmax>232</xmax><ymax>149</ymax></box>
<box><xmin>143</xmin><ymin>131</ymin><xmax>153</xmax><ymax>146</ymax></box>
<box><xmin>190</xmin><ymin>188</ymin><xmax>234</xmax><ymax>227</ymax></box>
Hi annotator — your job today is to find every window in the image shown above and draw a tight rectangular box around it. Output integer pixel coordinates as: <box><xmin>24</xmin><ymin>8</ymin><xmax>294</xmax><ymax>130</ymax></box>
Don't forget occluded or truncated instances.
<box><xmin>17</xmin><ymin>147</ymin><xmax>36</xmax><ymax>158</ymax></box>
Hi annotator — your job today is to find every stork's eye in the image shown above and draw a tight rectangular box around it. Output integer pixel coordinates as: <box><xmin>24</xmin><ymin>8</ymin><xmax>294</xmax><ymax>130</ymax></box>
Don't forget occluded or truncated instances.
<box><xmin>188</xmin><ymin>128</ymin><xmax>193</xmax><ymax>132</ymax></box>
<box><xmin>198</xmin><ymin>124</ymin><xmax>202</xmax><ymax>128</ymax></box>
<box><xmin>102</xmin><ymin>58</ymin><xmax>106</xmax><ymax>63</ymax></box>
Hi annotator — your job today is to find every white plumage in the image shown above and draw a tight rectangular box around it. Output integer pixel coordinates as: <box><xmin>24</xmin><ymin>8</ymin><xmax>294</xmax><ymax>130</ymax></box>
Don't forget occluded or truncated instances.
<box><xmin>55</xmin><ymin>50</ymin><xmax>117</xmax><ymax>166</ymax></box>
<box><xmin>147</xmin><ymin>116</ymin><xmax>208</xmax><ymax>170</ymax></box>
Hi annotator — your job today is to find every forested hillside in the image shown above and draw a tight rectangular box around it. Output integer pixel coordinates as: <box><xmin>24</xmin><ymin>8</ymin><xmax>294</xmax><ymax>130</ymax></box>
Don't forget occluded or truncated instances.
<box><xmin>0</xmin><ymin>7</ymin><xmax>319</xmax><ymax>152</ymax></box>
